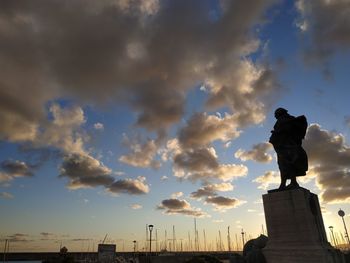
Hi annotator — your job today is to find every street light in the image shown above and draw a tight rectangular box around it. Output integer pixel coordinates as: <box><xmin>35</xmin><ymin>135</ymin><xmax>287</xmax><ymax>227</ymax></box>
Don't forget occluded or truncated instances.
<box><xmin>148</xmin><ymin>224</ymin><xmax>154</xmax><ymax>254</ymax></box>
<box><xmin>338</xmin><ymin>209</ymin><xmax>350</xmax><ymax>246</ymax></box>
<box><xmin>329</xmin><ymin>226</ymin><xmax>337</xmax><ymax>247</ymax></box>
<box><xmin>133</xmin><ymin>240</ymin><xmax>137</xmax><ymax>253</ymax></box>
<box><xmin>241</xmin><ymin>229</ymin><xmax>245</xmax><ymax>250</ymax></box>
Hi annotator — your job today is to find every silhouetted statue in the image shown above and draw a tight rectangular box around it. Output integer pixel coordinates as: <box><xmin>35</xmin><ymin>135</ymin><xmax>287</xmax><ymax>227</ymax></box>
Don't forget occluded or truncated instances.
<box><xmin>269</xmin><ymin>108</ymin><xmax>308</xmax><ymax>190</ymax></box>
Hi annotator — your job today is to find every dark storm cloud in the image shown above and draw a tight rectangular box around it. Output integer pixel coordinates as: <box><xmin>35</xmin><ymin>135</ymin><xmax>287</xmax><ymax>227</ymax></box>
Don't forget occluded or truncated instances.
<box><xmin>234</xmin><ymin>142</ymin><xmax>273</xmax><ymax>163</ymax></box>
<box><xmin>303</xmin><ymin>124</ymin><xmax>350</xmax><ymax>203</ymax></box>
<box><xmin>0</xmin><ymin>0</ymin><xmax>281</xmax><ymax>141</ymax></box>
<box><xmin>108</xmin><ymin>176</ymin><xmax>149</xmax><ymax>195</ymax></box>
<box><xmin>296</xmin><ymin>0</ymin><xmax>350</xmax><ymax>66</ymax></box>
<box><xmin>157</xmin><ymin>198</ymin><xmax>208</xmax><ymax>217</ymax></box>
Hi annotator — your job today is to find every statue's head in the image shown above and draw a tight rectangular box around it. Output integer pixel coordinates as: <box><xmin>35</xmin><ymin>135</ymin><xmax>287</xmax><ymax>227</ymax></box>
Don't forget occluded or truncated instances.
<box><xmin>274</xmin><ymin>107</ymin><xmax>288</xmax><ymax>119</ymax></box>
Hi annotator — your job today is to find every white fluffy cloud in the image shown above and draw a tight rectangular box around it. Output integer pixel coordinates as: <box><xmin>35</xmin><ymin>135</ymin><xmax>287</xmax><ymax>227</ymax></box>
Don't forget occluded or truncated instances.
<box><xmin>59</xmin><ymin>153</ymin><xmax>114</xmax><ymax>189</ymax></box>
<box><xmin>303</xmin><ymin>124</ymin><xmax>350</xmax><ymax>203</ymax></box>
<box><xmin>157</xmin><ymin>198</ymin><xmax>209</xmax><ymax>218</ymax></box>
<box><xmin>119</xmin><ymin>134</ymin><xmax>161</xmax><ymax>169</ymax></box>
<box><xmin>108</xmin><ymin>176</ymin><xmax>149</xmax><ymax>195</ymax></box>
<box><xmin>235</xmin><ymin>142</ymin><xmax>273</xmax><ymax>163</ymax></box>
<box><xmin>94</xmin><ymin>122</ymin><xmax>104</xmax><ymax>130</ymax></box>
<box><xmin>173</xmin><ymin>147</ymin><xmax>248</xmax><ymax>182</ymax></box>
<box><xmin>0</xmin><ymin>160</ymin><xmax>33</xmax><ymax>185</ymax></box>
<box><xmin>190</xmin><ymin>183</ymin><xmax>234</xmax><ymax>200</ymax></box>
<box><xmin>253</xmin><ymin>170</ymin><xmax>280</xmax><ymax>190</ymax></box>
<box><xmin>130</xmin><ymin>204</ymin><xmax>142</xmax><ymax>210</ymax></box>
<box><xmin>205</xmin><ymin>195</ymin><xmax>245</xmax><ymax>212</ymax></box>
<box><xmin>178</xmin><ymin>112</ymin><xmax>241</xmax><ymax>148</ymax></box>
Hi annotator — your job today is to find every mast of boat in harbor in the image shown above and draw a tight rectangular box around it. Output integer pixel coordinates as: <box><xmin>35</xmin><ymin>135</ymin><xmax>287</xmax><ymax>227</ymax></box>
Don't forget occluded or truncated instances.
<box><xmin>227</xmin><ymin>226</ymin><xmax>231</xmax><ymax>252</ymax></box>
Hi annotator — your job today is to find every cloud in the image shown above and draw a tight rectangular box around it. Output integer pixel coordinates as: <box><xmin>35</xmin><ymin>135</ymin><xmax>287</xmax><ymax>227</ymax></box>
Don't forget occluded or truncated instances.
<box><xmin>0</xmin><ymin>192</ymin><xmax>14</xmax><ymax>199</ymax></box>
<box><xmin>190</xmin><ymin>182</ymin><xmax>234</xmax><ymax>200</ymax></box>
<box><xmin>178</xmin><ymin>112</ymin><xmax>241</xmax><ymax>148</ymax></box>
<box><xmin>345</xmin><ymin>116</ymin><xmax>350</xmax><ymax>127</ymax></box>
<box><xmin>0</xmin><ymin>0</ymin><xmax>281</xmax><ymax>140</ymax></box>
<box><xmin>171</xmin><ymin>192</ymin><xmax>184</xmax><ymax>198</ymax></box>
<box><xmin>205</xmin><ymin>195</ymin><xmax>244</xmax><ymax>211</ymax></box>
<box><xmin>212</xmin><ymin>219</ymin><xmax>224</xmax><ymax>223</ymax></box>
<box><xmin>157</xmin><ymin>198</ymin><xmax>208</xmax><ymax>218</ymax></box>
<box><xmin>40</xmin><ymin>232</ymin><xmax>55</xmax><ymax>240</ymax></box>
<box><xmin>39</xmin><ymin>104</ymin><xmax>87</xmax><ymax>154</ymax></box>
<box><xmin>130</xmin><ymin>204</ymin><xmax>142</xmax><ymax>210</ymax></box>
<box><xmin>174</xmin><ymin>147</ymin><xmax>219</xmax><ymax>173</ymax></box>
<box><xmin>1</xmin><ymin>159</ymin><xmax>33</xmax><ymax>177</ymax></box>
<box><xmin>6</xmin><ymin>233</ymin><xmax>31</xmax><ymax>242</ymax></box>
<box><xmin>296</xmin><ymin>0</ymin><xmax>350</xmax><ymax>67</ymax></box>
<box><xmin>59</xmin><ymin>153</ymin><xmax>114</xmax><ymax>189</ymax></box>
<box><xmin>253</xmin><ymin>170</ymin><xmax>280</xmax><ymax>190</ymax></box>
<box><xmin>0</xmin><ymin>160</ymin><xmax>34</xmax><ymax>185</ymax></box>
<box><xmin>93</xmin><ymin>122</ymin><xmax>104</xmax><ymax>130</ymax></box>
<box><xmin>234</xmin><ymin>142</ymin><xmax>273</xmax><ymax>163</ymax></box>
<box><xmin>204</xmin><ymin>60</ymin><xmax>280</xmax><ymax>128</ymax></box>
<box><xmin>119</xmin><ymin>134</ymin><xmax>161</xmax><ymax>169</ymax></box>
<box><xmin>160</xmin><ymin>176</ymin><xmax>168</xmax><ymax>181</ymax></box>
<box><xmin>303</xmin><ymin>124</ymin><xmax>350</xmax><ymax>203</ymax></box>
<box><xmin>108</xmin><ymin>176</ymin><xmax>149</xmax><ymax>195</ymax></box>
<box><xmin>173</xmin><ymin>147</ymin><xmax>248</xmax><ymax>182</ymax></box>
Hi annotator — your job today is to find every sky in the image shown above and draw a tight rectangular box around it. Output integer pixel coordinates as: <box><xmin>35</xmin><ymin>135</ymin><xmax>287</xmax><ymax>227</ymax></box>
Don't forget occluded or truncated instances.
<box><xmin>1</xmin><ymin>0</ymin><xmax>350</xmax><ymax>253</ymax></box>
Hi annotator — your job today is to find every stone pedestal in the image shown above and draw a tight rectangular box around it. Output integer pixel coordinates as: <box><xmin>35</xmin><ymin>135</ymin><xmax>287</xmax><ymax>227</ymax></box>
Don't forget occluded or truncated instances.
<box><xmin>262</xmin><ymin>188</ymin><xmax>344</xmax><ymax>263</ymax></box>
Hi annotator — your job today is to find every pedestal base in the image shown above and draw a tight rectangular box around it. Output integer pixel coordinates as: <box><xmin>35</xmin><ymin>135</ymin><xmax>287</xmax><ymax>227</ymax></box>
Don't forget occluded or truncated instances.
<box><xmin>262</xmin><ymin>188</ymin><xmax>344</xmax><ymax>263</ymax></box>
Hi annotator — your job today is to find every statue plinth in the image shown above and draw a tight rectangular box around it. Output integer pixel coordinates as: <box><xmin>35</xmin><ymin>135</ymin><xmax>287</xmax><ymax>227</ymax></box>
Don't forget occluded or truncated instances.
<box><xmin>262</xmin><ymin>188</ymin><xmax>344</xmax><ymax>263</ymax></box>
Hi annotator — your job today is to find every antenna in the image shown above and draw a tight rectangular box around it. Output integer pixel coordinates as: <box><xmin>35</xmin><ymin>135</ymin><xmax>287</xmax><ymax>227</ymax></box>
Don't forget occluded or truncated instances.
<box><xmin>194</xmin><ymin>218</ymin><xmax>198</xmax><ymax>251</ymax></box>
<box><xmin>173</xmin><ymin>225</ymin><xmax>176</xmax><ymax>252</ymax></box>
<box><xmin>156</xmin><ymin>229</ymin><xmax>158</xmax><ymax>252</ymax></box>
<box><xmin>146</xmin><ymin>224</ymin><xmax>148</xmax><ymax>252</ymax></box>
<box><xmin>203</xmin><ymin>229</ymin><xmax>207</xmax><ymax>251</ymax></box>
<box><xmin>235</xmin><ymin>234</ymin><xmax>239</xmax><ymax>251</ymax></box>
<box><xmin>102</xmin><ymin>234</ymin><xmax>108</xmax><ymax>244</ymax></box>
<box><xmin>219</xmin><ymin>230</ymin><xmax>223</xmax><ymax>251</ymax></box>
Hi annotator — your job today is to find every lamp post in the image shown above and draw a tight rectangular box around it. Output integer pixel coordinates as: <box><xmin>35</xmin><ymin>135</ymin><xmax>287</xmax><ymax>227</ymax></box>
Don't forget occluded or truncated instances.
<box><xmin>329</xmin><ymin>226</ymin><xmax>337</xmax><ymax>247</ymax></box>
<box><xmin>133</xmin><ymin>240</ymin><xmax>137</xmax><ymax>253</ymax></box>
<box><xmin>241</xmin><ymin>229</ymin><xmax>245</xmax><ymax>250</ymax></box>
<box><xmin>148</xmin><ymin>225</ymin><xmax>154</xmax><ymax>254</ymax></box>
<box><xmin>338</xmin><ymin>209</ymin><xmax>350</xmax><ymax>246</ymax></box>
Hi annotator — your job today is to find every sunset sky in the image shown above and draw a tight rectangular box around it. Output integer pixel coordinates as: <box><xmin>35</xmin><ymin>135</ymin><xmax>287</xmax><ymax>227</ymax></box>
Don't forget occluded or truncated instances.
<box><xmin>1</xmin><ymin>0</ymin><xmax>350</xmax><ymax>252</ymax></box>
